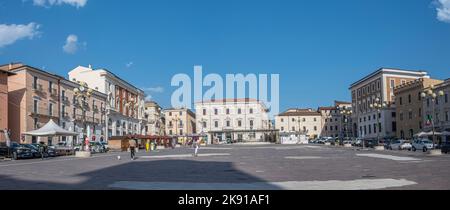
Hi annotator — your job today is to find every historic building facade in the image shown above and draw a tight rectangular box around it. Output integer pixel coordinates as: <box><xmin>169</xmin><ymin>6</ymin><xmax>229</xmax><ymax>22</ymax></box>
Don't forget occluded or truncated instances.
<box><xmin>144</xmin><ymin>101</ymin><xmax>165</xmax><ymax>136</ymax></box>
<box><xmin>275</xmin><ymin>108</ymin><xmax>322</xmax><ymax>139</ymax></box>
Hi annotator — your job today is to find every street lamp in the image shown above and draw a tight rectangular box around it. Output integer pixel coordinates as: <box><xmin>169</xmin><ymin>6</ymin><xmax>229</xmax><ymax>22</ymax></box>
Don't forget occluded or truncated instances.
<box><xmin>421</xmin><ymin>85</ymin><xmax>445</xmax><ymax>150</ymax></box>
<box><xmin>338</xmin><ymin>106</ymin><xmax>353</xmax><ymax>144</ymax></box>
<box><xmin>73</xmin><ymin>81</ymin><xmax>94</xmax><ymax>152</ymax></box>
<box><xmin>369</xmin><ymin>98</ymin><xmax>387</xmax><ymax>148</ymax></box>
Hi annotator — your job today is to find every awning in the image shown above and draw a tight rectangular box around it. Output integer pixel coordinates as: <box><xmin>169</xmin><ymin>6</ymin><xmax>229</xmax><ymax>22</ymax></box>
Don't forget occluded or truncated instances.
<box><xmin>23</xmin><ymin>119</ymin><xmax>78</xmax><ymax>137</ymax></box>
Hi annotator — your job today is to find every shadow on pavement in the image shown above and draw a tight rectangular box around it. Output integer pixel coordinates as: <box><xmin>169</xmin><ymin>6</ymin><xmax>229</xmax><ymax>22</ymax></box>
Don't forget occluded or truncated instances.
<box><xmin>0</xmin><ymin>159</ymin><xmax>282</xmax><ymax>190</ymax></box>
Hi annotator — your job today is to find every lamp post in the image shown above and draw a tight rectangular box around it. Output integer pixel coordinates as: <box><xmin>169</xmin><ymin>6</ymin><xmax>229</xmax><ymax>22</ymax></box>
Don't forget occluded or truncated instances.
<box><xmin>421</xmin><ymin>85</ymin><xmax>445</xmax><ymax>150</ymax></box>
<box><xmin>73</xmin><ymin>81</ymin><xmax>93</xmax><ymax>152</ymax></box>
<box><xmin>338</xmin><ymin>106</ymin><xmax>353</xmax><ymax>144</ymax></box>
<box><xmin>369</xmin><ymin>98</ymin><xmax>387</xmax><ymax>148</ymax></box>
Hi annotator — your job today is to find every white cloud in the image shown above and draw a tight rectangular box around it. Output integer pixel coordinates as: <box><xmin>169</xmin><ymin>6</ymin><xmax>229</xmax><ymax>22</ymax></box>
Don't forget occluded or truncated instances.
<box><xmin>33</xmin><ymin>0</ymin><xmax>87</xmax><ymax>8</ymax></box>
<box><xmin>143</xmin><ymin>86</ymin><xmax>164</xmax><ymax>93</ymax></box>
<box><xmin>436</xmin><ymin>0</ymin><xmax>450</xmax><ymax>23</ymax></box>
<box><xmin>63</xmin><ymin>34</ymin><xmax>85</xmax><ymax>54</ymax></box>
<box><xmin>145</xmin><ymin>95</ymin><xmax>153</xmax><ymax>101</ymax></box>
<box><xmin>0</xmin><ymin>23</ymin><xmax>41</xmax><ymax>47</ymax></box>
<box><xmin>126</xmin><ymin>62</ymin><xmax>134</xmax><ymax>68</ymax></box>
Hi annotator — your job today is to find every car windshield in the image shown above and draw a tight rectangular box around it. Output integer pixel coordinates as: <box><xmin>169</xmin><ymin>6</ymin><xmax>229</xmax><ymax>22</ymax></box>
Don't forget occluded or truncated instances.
<box><xmin>422</xmin><ymin>140</ymin><xmax>432</xmax><ymax>144</ymax></box>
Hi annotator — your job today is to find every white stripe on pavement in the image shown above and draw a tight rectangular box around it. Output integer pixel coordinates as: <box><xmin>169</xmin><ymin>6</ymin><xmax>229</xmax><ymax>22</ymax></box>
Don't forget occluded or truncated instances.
<box><xmin>0</xmin><ymin>153</ymin><xmax>119</xmax><ymax>168</ymax></box>
<box><xmin>109</xmin><ymin>179</ymin><xmax>416</xmax><ymax>190</ymax></box>
<box><xmin>137</xmin><ymin>153</ymin><xmax>230</xmax><ymax>159</ymax></box>
<box><xmin>356</xmin><ymin>154</ymin><xmax>421</xmax><ymax>161</ymax></box>
<box><xmin>285</xmin><ymin>156</ymin><xmax>324</xmax><ymax>160</ymax></box>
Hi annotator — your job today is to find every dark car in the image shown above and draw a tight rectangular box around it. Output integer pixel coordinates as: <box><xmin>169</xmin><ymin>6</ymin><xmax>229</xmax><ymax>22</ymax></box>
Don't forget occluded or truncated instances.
<box><xmin>441</xmin><ymin>142</ymin><xmax>450</xmax><ymax>154</ymax></box>
<box><xmin>31</xmin><ymin>143</ymin><xmax>57</xmax><ymax>157</ymax></box>
<box><xmin>21</xmin><ymin>144</ymin><xmax>41</xmax><ymax>158</ymax></box>
<box><xmin>0</xmin><ymin>142</ymin><xmax>33</xmax><ymax>160</ymax></box>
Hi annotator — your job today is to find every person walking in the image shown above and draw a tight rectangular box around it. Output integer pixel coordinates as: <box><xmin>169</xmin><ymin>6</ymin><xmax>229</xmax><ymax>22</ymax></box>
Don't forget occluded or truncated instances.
<box><xmin>39</xmin><ymin>142</ymin><xmax>46</xmax><ymax>160</ymax></box>
<box><xmin>129</xmin><ymin>139</ymin><xmax>137</xmax><ymax>160</ymax></box>
<box><xmin>192</xmin><ymin>138</ymin><xmax>199</xmax><ymax>157</ymax></box>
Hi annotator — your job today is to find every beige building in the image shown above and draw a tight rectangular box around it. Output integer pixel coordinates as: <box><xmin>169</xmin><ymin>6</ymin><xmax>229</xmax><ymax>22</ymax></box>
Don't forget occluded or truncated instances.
<box><xmin>275</xmin><ymin>108</ymin><xmax>322</xmax><ymax>139</ymax></box>
<box><xmin>394</xmin><ymin>78</ymin><xmax>443</xmax><ymax>139</ymax></box>
<box><xmin>422</xmin><ymin>79</ymin><xmax>450</xmax><ymax>142</ymax></box>
<box><xmin>0</xmin><ymin>68</ymin><xmax>15</xmax><ymax>142</ymax></box>
<box><xmin>144</xmin><ymin>101</ymin><xmax>165</xmax><ymax>136</ymax></box>
<box><xmin>3</xmin><ymin>63</ymin><xmax>107</xmax><ymax>145</ymax></box>
<box><xmin>195</xmin><ymin>99</ymin><xmax>274</xmax><ymax>144</ymax></box>
<box><xmin>164</xmin><ymin>108</ymin><xmax>196</xmax><ymax>136</ymax></box>
<box><xmin>350</xmin><ymin>68</ymin><xmax>430</xmax><ymax>140</ymax></box>
<box><xmin>319</xmin><ymin>101</ymin><xmax>353</xmax><ymax>138</ymax></box>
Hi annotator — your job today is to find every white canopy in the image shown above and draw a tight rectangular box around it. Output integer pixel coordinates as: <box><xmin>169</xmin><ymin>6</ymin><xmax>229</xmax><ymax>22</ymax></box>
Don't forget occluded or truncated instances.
<box><xmin>414</xmin><ymin>131</ymin><xmax>442</xmax><ymax>137</ymax></box>
<box><xmin>440</xmin><ymin>131</ymin><xmax>450</xmax><ymax>136</ymax></box>
<box><xmin>23</xmin><ymin>120</ymin><xmax>78</xmax><ymax>137</ymax></box>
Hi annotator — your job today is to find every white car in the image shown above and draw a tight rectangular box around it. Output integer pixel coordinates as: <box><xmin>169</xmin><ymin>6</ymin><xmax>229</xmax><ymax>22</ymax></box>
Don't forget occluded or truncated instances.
<box><xmin>412</xmin><ymin>139</ymin><xmax>434</xmax><ymax>152</ymax></box>
<box><xmin>388</xmin><ymin>140</ymin><xmax>412</xmax><ymax>150</ymax></box>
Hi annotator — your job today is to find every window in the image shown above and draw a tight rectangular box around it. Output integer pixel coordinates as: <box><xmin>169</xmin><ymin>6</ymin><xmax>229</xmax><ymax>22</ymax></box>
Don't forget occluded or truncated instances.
<box><xmin>34</xmin><ymin>118</ymin><xmax>38</xmax><ymax>129</ymax></box>
<box><xmin>214</xmin><ymin>109</ymin><xmax>218</xmax><ymax>115</ymax></box>
<box><xmin>373</xmin><ymin>124</ymin><xmax>377</xmax><ymax>134</ymax></box>
<box><xmin>408</xmin><ymin>94</ymin><xmax>411</xmax><ymax>103</ymax></box>
<box><xmin>49</xmin><ymin>81</ymin><xmax>53</xmax><ymax>90</ymax></box>
<box><xmin>226</xmin><ymin>121</ymin><xmax>230</xmax><ymax>127</ymax></box>
<box><xmin>179</xmin><ymin>129</ymin><xmax>183</xmax><ymax>135</ymax></box>
<box><xmin>303</xmin><ymin>126</ymin><xmax>306</xmax><ymax>132</ymax></box>
<box><xmin>408</xmin><ymin>111</ymin><xmax>412</xmax><ymax>120</ymax></box>
<box><xmin>179</xmin><ymin>111</ymin><xmax>183</xmax><ymax>116</ymax></box>
<box><xmin>330</xmin><ymin>126</ymin><xmax>333</xmax><ymax>131</ymax></box>
<box><xmin>427</xmin><ymin>99</ymin><xmax>430</xmax><ymax>107</ymax></box>
<box><xmin>368</xmin><ymin>125</ymin><xmax>372</xmax><ymax>134</ymax></box>
<box><xmin>445</xmin><ymin>94</ymin><xmax>448</xmax><ymax>103</ymax></box>
<box><xmin>281</xmin><ymin>118</ymin><xmax>284</xmax><ymax>123</ymax></box>
<box><xmin>399</xmin><ymin>97</ymin><xmax>403</xmax><ymax>105</ymax></box>
<box><xmin>390</xmin><ymin>80</ymin><xmax>395</xmax><ymax>89</ymax></box>
<box><xmin>169</xmin><ymin>130</ymin><xmax>172</xmax><ymax>135</ymax></box>
<box><xmin>368</xmin><ymin>116</ymin><xmax>371</xmax><ymax>121</ymax></box>
<box><xmin>314</xmin><ymin>118</ymin><xmax>317</xmax><ymax>122</ymax></box>
<box><xmin>314</xmin><ymin>126</ymin><xmax>317</xmax><ymax>131</ymax></box>
<box><xmin>33</xmin><ymin>76</ymin><xmax>38</xmax><ymax>89</ymax></box>
<box><xmin>238</xmin><ymin>120</ymin><xmax>242</xmax><ymax>127</ymax></box>
<box><xmin>214</xmin><ymin>121</ymin><xmax>218</xmax><ymax>128</ymax></box>
<box><xmin>446</xmin><ymin>111</ymin><xmax>449</xmax><ymax>122</ymax></box>
<box><xmin>169</xmin><ymin>112</ymin><xmax>172</xmax><ymax>116</ymax></box>
<box><xmin>418</xmin><ymin>92</ymin><xmax>422</xmax><ymax>101</ymax></box>
<box><xmin>250</xmin><ymin>120</ymin><xmax>254</xmax><ymax>127</ymax></box>
<box><xmin>292</xmin><ymin>118</ymin><xmax>295</xmax><ymax>122</ymax></box>
<box><xmin>392</xmin><ymin>112</ymin><xmax>396</xmax><ymax>118</ymax></box>
<box><xmin>73</xmin><ymin>108</ymin><xmax>76</xmax><ymax>118</ymax></box>
<box><xmin>391</xmin><ymin>122</ymin><xmax>396</xmax><ymax>132</ymax></box>
<box><xmin>377</xmin><ymin>81</ymin><xmax>381</xmax><ymax>90</ymax></box>
<box><xmin>226</xmin><ymin>109</ymin><xmax>230</xmax><ymax>115</ymax></box>
<box><xmin>292</xmin><ymin>127</ymin><xmax>295</xmax><ymax>131</ymax></box>
<box><xmin>419</xmin><ymin>108</ymin><xmax>422</xmax><ymax>117</ymax></box>
<box><xmin>335</xmin><ymin>126</ymin><xmax>338</xmax><ymax>131</ymax></box>
<box><xmin>62</xmin><ymin>105</ymin><xmax>66</xmax><ymax>117</ymax></box>
<box><xmin>302</xmin><ymin>118</ymin><xmax>306</xmax><ymax>122</ymax></box>
<box><xmin>281</xmin><ymin>127</ymin><xmax>284</xmax><ymax>131</ymax></box>
<box><xmin>238</xmin><ymin>108</ymin><xmax>242</xmax><ymax>114</ymax></box>
<box><xmin>400</xmin><ymin>113</ymin><xmax>404</xmax><ymax>121</ymax></box>
<box><xmin>249</xmin><ymin>108</ymin><xmax>253</xmax><ymax>114</ymax></box>
<box><xmin>203</xmin><ymin>109</ymin><xmax>206</xmax><ymax>115</ymax></box>
<box><xmin>202</xmin><ymin>121</ymin><xmax>207</xmax><ymax>128</ymax></box>
<box><xmin>33</xmin><ymin>100</ymin><xmax>38</xmax><ymax>113</ymax></box>
<box><xmin>62</xmin><ymin>90</ymin><xmax>65</xmax><ymax>99</ymax></box>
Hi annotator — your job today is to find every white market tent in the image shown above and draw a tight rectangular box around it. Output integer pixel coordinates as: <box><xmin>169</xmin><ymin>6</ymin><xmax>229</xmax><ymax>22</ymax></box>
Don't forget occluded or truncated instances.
<box><xmin>414</xmin><ymin>131</ymin><xmax>442</xmax><ymax>137</ymax></box>
<box><xmin>23</xmin><ymin>120</ymin><xmax>78</xmax><ymax>137</ymax></box>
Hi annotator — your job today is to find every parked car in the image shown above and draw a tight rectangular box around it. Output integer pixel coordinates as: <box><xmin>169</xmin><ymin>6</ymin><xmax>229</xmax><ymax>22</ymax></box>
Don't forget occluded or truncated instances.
<box><xmin>21</xmin><ymin>144</ymin><xmax>41</xmax><ymax>158</ymax></box>
<box><xmin>0</xmin><ymin>142</ymin><xmax>33</xmax><ymax>160</ymax></box>
<box><xmin>90</xmin><ymin>142</ymin><xmax>106</xmax><ymax>153</ymax></box>
<box><xmin>386</xmin><ymin>140</ymin><xmax>412</xmax><ymax>150</ymax></box>
<box><xmin>441</xmin><ymin>142</ymin><xmax>450</xmax><ymax>154</ymax></box>
<box><xmin>412</xmin><ymin>139</ymin><xmax>434</xmax><ymax>152</ymax></box>
<box><xmin>30</xmin><ymin>143</ymin><xmax>57</xmax><ymax>157</ymax></box>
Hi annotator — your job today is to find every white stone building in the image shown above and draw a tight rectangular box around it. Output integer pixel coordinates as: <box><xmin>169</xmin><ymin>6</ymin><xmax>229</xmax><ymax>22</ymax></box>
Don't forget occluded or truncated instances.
<box><xmin>350</xmin><ymin>68</ymin><xmax>430</xmax><ymax>140</ymax></box>
<box><xmin>195</xmin><ymin>99</ymin><xmax>275</xmax><ymax>144</ymax></box>
<box><xmin>68</xmin><ymin>65</ymin><xmax>147</xmax><ymax>141</ymax></box>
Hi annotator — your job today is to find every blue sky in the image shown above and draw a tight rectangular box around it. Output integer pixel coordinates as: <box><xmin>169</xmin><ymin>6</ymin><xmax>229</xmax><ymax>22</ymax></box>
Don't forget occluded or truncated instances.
<box><xmin>1</xmin><ymin>0</ymin><xmax>450</xmax><ymax>112</ymax></box>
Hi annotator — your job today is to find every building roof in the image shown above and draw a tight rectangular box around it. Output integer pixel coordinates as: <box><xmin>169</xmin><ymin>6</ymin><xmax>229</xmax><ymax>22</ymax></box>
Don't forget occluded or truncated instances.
<box><xmin>334</xmin><ymin>100</ymin><xmax>351</xmax><ymax>105</ymax></box>
<box><xmin>196</xmin><ymin>98</ymin><xmax>259</xmax><ymax>104</ymax></box>
<box><xmin>277</xmin><ymin>108</ymin><xmax>321</xmax><ymax>117</ymax></box>
<box><xmin>0</xmin><ymin>69</ymin><xmax>16</xmax><ymax>76</ymax></box>
<box><xmin>163</xmin><ymin>108</ymin><xmax>196</xmax><ymax>117</ymax></box>
<box><xmin>349</xmin><ymin>67</ymin><xmax>429</xmax><ymax>89</ymax></box>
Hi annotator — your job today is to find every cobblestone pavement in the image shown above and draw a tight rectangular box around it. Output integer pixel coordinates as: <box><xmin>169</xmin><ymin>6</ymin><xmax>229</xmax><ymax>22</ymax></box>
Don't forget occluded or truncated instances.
<box><xmin>1</xmin><ymin>144</ymin><xmax>449</xmax><ymax>190</ymax></box>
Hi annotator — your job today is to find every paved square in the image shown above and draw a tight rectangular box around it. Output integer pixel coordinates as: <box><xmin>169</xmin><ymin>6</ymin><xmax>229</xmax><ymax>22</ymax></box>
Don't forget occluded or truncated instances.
<box><xmin>1</xmin><ymin>144</ymin><xmax>449</xmax><ymax>190</ymax></box>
